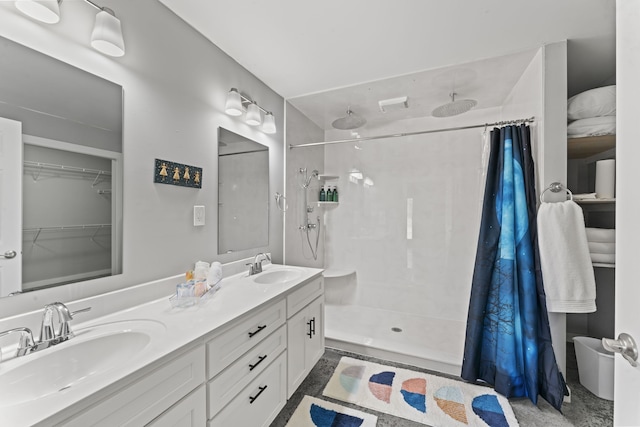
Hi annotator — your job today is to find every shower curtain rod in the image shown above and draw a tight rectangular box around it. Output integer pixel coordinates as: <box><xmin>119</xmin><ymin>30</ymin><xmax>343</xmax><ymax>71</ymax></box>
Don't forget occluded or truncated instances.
<box><xmin>289</xmin><ymin>116</ymin><xmax>535</xmax><ymax>149</ymax></box>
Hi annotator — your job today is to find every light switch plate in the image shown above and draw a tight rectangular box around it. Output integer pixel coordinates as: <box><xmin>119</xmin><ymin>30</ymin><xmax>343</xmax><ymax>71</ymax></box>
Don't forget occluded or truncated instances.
<box><xmin>193</xmin><ymin>205</ymin><xmax>205</xmax><ymax>226</ymax></box>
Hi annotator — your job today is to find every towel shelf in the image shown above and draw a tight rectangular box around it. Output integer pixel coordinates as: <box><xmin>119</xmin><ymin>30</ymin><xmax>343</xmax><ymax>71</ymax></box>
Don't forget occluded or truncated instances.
<box><xmin>568</xmin><ymin>135</ymin><xmax>615</xmax><ymax>159</ymax></box>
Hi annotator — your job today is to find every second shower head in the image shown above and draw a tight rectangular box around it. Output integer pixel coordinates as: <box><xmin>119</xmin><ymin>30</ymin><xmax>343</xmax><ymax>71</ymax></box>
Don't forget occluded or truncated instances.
<box><xmin>432</xmin><ymin>92</ymin><xmax>477</xmax><ymax>118</ymax></box>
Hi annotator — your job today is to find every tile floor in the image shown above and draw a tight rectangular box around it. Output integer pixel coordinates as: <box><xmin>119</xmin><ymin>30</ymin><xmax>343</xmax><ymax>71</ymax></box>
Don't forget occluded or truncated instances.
<box><xmin>271</xmin><ymin>343</ymin><xmax>613</xmax><ymax>427</ymax></box>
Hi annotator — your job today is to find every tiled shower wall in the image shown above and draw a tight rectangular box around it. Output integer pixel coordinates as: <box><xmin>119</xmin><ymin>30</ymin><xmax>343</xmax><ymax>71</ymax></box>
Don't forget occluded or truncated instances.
<box><xmin>321</xmin><ymin>113</ymin><xmax>499</xmax><ymax>323</ymax></box>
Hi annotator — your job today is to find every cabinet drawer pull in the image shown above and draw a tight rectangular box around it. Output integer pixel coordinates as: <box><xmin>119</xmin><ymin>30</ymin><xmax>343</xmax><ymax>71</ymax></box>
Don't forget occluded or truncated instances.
<box><xmin>249</xmin><ymin>354</ymin><xmax>268</xmax><ymax>371</ymax></box>
<box><xmin>311</xmin><ymin>317</ymin><xmax>316</xmax><ymax>336</ymax></box>
<box><xmin>249</xmin><ymin>385</ymin><xmax>268</xmax><ymax>404</ymax></box>
<box><xmin>248</xmin><ymin>324</ymin><xmax>267</xmax><ymax>338</ymax></box>
<box><xmin>306</xmin><ymin>319</ymin><xmax>313</xmax><ymax>339</ymax></box>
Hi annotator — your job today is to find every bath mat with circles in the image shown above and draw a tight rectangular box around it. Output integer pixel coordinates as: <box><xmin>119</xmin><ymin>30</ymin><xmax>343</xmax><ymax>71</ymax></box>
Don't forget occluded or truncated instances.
<box><xmin>323</xmin><ymin>356</ymin><xmax>519</xmax><ymax>427</ymax></box>
<box><xmin>286</xmin><ymin>395</ymin><xmax>378</xmax><ymax>427</ymax></box>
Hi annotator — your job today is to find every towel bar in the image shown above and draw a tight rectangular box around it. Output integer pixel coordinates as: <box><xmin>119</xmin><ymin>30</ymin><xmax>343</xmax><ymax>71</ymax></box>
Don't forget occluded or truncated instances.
<box><xmin>540</xmin><ymin>182</ymin><xmax>573</xmax><ymax>203</ymax></box>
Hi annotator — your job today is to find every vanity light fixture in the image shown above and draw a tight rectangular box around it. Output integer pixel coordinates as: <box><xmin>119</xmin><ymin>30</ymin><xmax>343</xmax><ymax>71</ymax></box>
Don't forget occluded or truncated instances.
<box><xmin>224</xmin><ymin>88</ymin><xmax>277</xmax><ymax>134</ymax></box>
<box><xmin>262</xmin><ymin>112</ymin><xmax>276</xmax><ymax>134</ymax></box>
<box><xmin>14</xmin><ymin>0</ymin><xmax>126</xmax><ymax>57</ymax></box>
<box><xmin>90</xmin><ymin>6</ymin><xmax>125</xmax><ymax>57</ymax></box>
<box><xmin>224</xmin><ymin>88</ymin><xmax>243</xmax><ymax>116</ymax></box>
<box><xmin>14</xmin><ymin>0</ymin><xmax>61</xmax><ymax>24</ymax></box>
<box><xmin>245</xmin><ymin>102</ymin><xmax>262</xmax><ymax>126</ymax></box>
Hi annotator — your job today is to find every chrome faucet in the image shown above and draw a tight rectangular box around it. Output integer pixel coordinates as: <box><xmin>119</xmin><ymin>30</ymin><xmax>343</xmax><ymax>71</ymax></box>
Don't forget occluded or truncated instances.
<box><xmin>247</xmin><ymin>253</ymin><xmax>271</xmax><ymax>276</ymax></box>
<box><xmin>0</xmin><ymin>327</ymin><xmax>35</xmax><ymax>360</ymax></box>
<box><xmin>40</xmin><ymin>302</ymin><xmax>91</xmax><ymax>342</ymax></box>
<box><xmin>0</xmin><ymin>303</ymin><xmax>91</xmax><ymax>361</ymax></box>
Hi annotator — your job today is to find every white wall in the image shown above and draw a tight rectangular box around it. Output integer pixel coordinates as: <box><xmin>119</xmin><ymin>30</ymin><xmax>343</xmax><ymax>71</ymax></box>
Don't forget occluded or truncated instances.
<box><xmin>0</xmin><ymin>0</ymin><xmax>285</xmax><ymax>317</ymax></box>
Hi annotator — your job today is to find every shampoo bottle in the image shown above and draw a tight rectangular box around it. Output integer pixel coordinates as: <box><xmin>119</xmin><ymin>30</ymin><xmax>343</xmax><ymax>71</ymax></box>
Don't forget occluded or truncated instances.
<box><xmin>333</xmin><ymin>186</ymin><xmax>338</xmax><ymax>202</ymax></box>
<box><xmin>319</xmin><ymin>186</ymin><xmax>326</xmax><ymax>201</ymax></box>
<box><xmin>326</xmin><ymin>187</ymin><xmax>333</xmax><ymax>202</ymax></box>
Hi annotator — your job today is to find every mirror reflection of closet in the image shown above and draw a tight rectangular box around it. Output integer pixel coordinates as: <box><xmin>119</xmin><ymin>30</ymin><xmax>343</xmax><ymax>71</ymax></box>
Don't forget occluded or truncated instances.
<box><xmin>0</xmin><ymin>35</ymin><xmax>124</xmax><ymax>297</ymax></box>
<box><xmin>22</xmin><ymin>138</ymin><xmax>121</xmax><ymax>292</ymax></box>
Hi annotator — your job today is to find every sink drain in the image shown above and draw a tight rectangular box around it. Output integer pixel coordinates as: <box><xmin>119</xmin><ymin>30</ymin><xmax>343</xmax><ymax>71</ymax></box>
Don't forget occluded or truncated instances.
<box><xmin>391</xmin><ymin>327</ymin><xmax>403</xmax><ymax>333</ymax></box>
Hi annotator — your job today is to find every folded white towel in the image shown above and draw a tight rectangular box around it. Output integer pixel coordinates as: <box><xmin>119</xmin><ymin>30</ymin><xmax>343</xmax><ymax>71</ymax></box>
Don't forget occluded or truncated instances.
<box><xmin>588</xmin><ymin>242</ymin><xmax>615</xmax><ymax>254</ymax></box>
<box><xmin>207</xmin><ymin>261</ymin><xmax>223</xmax><ymax>288</ymax></box>
<box><xmin>538</xmin><ymin>201</ymin><xmax>596</xmax><ymax>313</ymax></box>
<box><xmin>590</xmin><ymin>253</ymin><xmax>616</xmax><ymax>264</ymax></box>
<box><xmin>573</xmin><ymin>193</ymin><xmax>597</xmax><ymax>200</ymax></box>
<box><xmin>585</xmin><ymin>227</ymin><xmax>615</xmax><ymax>243</ymax></box>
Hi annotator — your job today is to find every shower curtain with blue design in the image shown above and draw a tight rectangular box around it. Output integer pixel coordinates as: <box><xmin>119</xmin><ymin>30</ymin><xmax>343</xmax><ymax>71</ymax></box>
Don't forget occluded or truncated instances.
<box><xmin>461</xmin><ymin>125</ymin><xmax>567</xmax><ymax>411</ymax></box>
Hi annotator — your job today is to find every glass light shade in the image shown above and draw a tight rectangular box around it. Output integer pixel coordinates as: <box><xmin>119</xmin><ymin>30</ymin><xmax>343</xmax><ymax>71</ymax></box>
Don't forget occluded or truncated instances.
<box><xmin>245</xmin><ymin>102</ymin><xmax>262</xmax><ymax>126</ymax></box>
<box><xmin>15</xmin><ymin>0</ymin><xmax>60</xmax><ymax>24</ymax></box>
<box><xmin>262</xmin><ymin>112</ymin><xmax>276</xmax><ymax>134</ymax></box>
<box><xmin>91</xmin><ymin>8</ymin><xmax>125</xmax><ymax>57</ymax></box>
<box><xmin>225</xmin><ymin>88</ymin><xmax>243</xmax><ymax>116</ymax></box>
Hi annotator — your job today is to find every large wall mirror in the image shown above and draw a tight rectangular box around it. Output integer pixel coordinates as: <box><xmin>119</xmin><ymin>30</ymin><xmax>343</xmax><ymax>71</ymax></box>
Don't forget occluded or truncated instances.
<box><xmin>0</xmin><ymin>35</ymin><xmax>123</xmax><ymax>298</ymax></box>
<box><xmin>218</xmin><ymin>128</ymin><xmax>269</xmax><ymax>254</ymax></box>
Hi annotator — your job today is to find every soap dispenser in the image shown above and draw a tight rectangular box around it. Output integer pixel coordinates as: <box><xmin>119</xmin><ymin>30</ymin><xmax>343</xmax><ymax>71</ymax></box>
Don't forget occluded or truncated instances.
<box><xmin>319</xmin><ymin>186</ymin><xmax>326</xmax><ymax>202</ymax></box>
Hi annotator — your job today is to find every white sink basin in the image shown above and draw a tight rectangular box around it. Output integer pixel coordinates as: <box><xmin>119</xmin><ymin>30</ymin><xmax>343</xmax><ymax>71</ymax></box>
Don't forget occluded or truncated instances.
<box><xmin>0</xmin><ymin>319</ymin><xmax>164</xmax><ymax>407</ymax></box>
<box><xmin>253</xmin><ymin>268</ymin><xmax>303</xmax><ymax>284</ymax></box>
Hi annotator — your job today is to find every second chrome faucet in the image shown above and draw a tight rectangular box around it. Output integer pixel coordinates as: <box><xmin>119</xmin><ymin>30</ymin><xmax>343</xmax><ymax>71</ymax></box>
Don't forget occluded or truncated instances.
<box><xmin>0</xmin><ymin>302</ymin><xmax>91</xmax><ymax>361</ymax></box>
<box><xmin>247</xmin><ymin>253</ymin><xmax>271</xmax><ymax>276</ymax></box>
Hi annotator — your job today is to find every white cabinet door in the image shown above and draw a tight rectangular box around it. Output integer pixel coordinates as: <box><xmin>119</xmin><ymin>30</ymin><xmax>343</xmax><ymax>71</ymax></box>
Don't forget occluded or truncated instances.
<box><xmin>148</xmin><ymin>385</ymin><xmax>206</xmax><ymax>427</ymax></box>
<box><xmin>0</xmin><ymin>117</ymin><xmax>22</xmax><ymax>296</ymax></box>
<box><xmin>614</xmin><ymin>2</ymin><xmax>640</xmax><ymax>424</ymax></box>
<box><xmin>307</xmin><ymin>296</ymin><xmax>325</xmax><ymax>367</ymax></box>
<box><xmin>287</xmin><ymin>296</ymin><xmax>324</xmax><ymax>397</ymax></box>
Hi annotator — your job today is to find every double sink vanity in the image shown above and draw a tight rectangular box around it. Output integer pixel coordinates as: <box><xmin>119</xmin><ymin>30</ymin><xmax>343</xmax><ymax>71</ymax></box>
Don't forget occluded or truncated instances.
<box><xmin>0</xmin><ymin>262</ymin><xmax>324</xmax><ymax>426</ymax></box>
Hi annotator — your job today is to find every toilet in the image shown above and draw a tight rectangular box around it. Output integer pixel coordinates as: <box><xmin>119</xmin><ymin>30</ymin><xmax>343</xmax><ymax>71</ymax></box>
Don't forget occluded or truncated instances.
<box><xmin>573</xmin><ymin>336</ymin><xmax>614</xmax><ymax>400</ymax></box>
<box><xmin>322</xmin><ymin>269</ymin><xmax>356</xmax><ymax>305</ymax></box>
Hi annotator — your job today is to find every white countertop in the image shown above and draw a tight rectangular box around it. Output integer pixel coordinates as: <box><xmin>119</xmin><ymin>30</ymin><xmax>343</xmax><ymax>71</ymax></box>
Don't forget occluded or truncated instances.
<box><xmin>0</xmin><ymin>263</ymin><xmax>323</xmax><ymax>427</ymax></box>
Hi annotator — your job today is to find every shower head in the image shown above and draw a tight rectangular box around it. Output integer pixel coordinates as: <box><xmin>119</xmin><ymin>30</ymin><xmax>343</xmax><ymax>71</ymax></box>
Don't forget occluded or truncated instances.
<box><xmin>332</xmin><ymin>107</ymin><xmax>366</xmax><ymax>130</ymax></box>
<box><xmin>431</xmin><ymin>92</ymin><xmax>477</xmax><ymax>118</ymax></box>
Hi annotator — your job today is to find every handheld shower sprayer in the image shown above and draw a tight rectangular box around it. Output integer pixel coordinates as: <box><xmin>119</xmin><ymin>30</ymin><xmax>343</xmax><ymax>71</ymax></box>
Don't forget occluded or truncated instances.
<box><xmin>298</xmin><ymin>167</ymin><xmax>321</xmax><ymax>260</ymax></box>
<box><xmin>299</xmin><ymin>168</ymin><xmax>319</xmax><ymax>189</ymax></box>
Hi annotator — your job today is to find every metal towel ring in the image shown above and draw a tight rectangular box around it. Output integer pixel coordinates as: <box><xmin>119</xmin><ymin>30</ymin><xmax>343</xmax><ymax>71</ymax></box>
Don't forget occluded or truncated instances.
<box><xmin>540</xmin><ymin>182</ymin><xmax>573</xmax><ymax>203</ymax></box>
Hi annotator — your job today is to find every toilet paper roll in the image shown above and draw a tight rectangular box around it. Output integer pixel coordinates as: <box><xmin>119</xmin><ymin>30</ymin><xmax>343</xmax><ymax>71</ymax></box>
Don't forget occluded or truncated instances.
<box><xmin>595</xmin><ymin>159</ymin><xmax>615</xmax><ymax>198</ymax></box>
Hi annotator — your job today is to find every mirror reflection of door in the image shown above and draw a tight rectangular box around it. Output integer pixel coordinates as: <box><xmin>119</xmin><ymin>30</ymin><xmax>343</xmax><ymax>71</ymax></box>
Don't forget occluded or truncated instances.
<box><xmin>0</xmin><ymin>117</ymin><xmax>22</xmax><ymax>296</ymax></box>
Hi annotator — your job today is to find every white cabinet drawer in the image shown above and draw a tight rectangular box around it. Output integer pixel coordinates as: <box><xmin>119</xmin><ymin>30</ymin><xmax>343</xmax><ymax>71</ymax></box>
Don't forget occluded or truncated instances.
<box><xmin>207</xmin><ymin>324</ymin><xmax>286</xmax><ymax>418</ymax></box>
<box><xmin>206</xmin><ymin>299</ymin><xmax>286</xmax><ymax>379</ymax></box>
<box><xmin>148</xmin><ymin>384</ymin><xmax>206</xmax><ymax>427</ymax></box>
<box><xmin>62</xmin><ymin>345</ymin><xmax>205</xmax><ymax>427</ymax></box>
<box><xmin>287</xmin><ymin>276</ymin><xmax>323</xmax><ymax>318</ymax></box>
<box><xmin>208</xmin><ymin>352</ymin><xmax>287</xmax><ymax>427</ymax></box>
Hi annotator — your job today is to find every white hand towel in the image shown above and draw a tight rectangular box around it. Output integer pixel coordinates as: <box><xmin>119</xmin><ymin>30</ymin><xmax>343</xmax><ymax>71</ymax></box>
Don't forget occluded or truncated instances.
<box><xmin>538</xmin><ymin>201</ymin><xmax>596</xmax><ymax>313</ymax></box>
<box><xmin>207</xmin><ymin>261</ymin><xmax>223</xmax><ymax>288</ymax></box>
<box><xmin>590</xmin><ymin>253</ymin><xmax>616</xmax><ymax>264</ymax></box>
<box><xmin>585</xmin><ymin>227</ymin><xmax>615</xmax><ymax>243</ymax></box>
<box><xmin>588</xmin><ymin>242</ymin><xmax>615</xmax><ymax>254</ymax></box>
